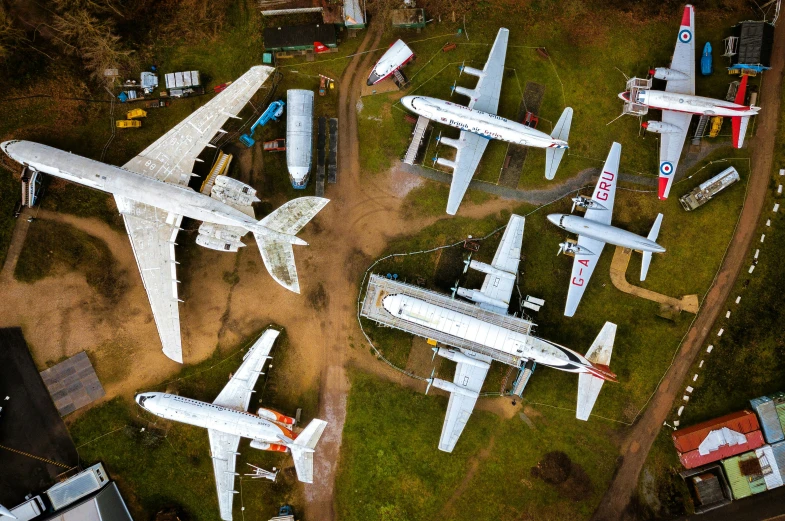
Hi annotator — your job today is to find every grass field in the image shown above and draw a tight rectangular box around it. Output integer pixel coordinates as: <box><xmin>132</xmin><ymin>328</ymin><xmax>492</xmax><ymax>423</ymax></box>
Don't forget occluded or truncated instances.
<box><xmin>70</xmin><ymin>327</ymin><xmax>320</xmax><ymax>521</ymax></box>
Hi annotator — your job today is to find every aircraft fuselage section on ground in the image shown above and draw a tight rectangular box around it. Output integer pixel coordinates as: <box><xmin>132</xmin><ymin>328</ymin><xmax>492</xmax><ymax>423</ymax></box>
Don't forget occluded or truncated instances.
<box><xmin>400</xmin><ymin>96</ymin><xmax>567</xmax><ymax>149</ymax></box>
<box><xmin>621</xmin><ymin>90</ymin><xmax>759</xmax><ymax>117</ymax></box>
<box><xmin>382</xmin><ymin>293</ymin><xmax>598</xmax><ymax>374</ymax></box>
<box><xmin>548</xmin><ymin>214</ymin><xmax>666</xmax><ymax>253</ymax></box>
<box><xmin>1</xmin><ymin>140</ymin><xmax>299</xmax><ymax>242</ymax></box>
<box><xmin>136</xmin><ymin>392</ymin><xmax>294</xmax><ymax>442</ymax></box>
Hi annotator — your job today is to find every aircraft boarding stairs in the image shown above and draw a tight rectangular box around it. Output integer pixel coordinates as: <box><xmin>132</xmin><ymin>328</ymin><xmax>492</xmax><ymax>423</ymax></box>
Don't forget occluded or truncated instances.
<box><xmin>692</xmin><ymin>115</ymin><xmax>710</xmax><ymax>145</ymax></box>
<box><xmin>510</xmin><ymin>359</ymin><xmax>536</xmax><ymax>398</ymax></box>
<box><xmin>403</xmin><ymin>116</ymin><xmax>430</xmax><ymax>165</ymax></box>
<box><xmin>200</xmin><ymin>151</ymin><xmax>233</xmax><ymax>195</ymax></box>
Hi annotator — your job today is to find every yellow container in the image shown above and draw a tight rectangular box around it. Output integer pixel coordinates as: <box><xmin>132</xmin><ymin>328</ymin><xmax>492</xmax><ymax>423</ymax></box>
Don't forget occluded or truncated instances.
<box><xmin>709</xmin><ymin>116</ymin><xmax>723</xmax><ymax>138</ymax></box>
<box><xmin>126</xmin><ymin>108</ymin><xmax>147</xmax><ymax>119</ymax></box>
<box><xmin>116</xmin><ymin>120</ymin><xmax>141</xmax><ymax>128</ymax></box>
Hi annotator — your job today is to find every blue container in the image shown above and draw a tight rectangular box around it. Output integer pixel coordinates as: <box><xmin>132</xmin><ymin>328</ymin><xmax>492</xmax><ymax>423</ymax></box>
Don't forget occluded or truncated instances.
<box><xmin>701</xmin><ymin>42</ymin><xmax>713</xmax><ymax>75</ymax></box>
<box><xmin>751</xmin><ymin>396</ymin><xmax>785</xmax><ymax>443</ymax></box>
<box><xmin>772</xmin><ymin>441</ymin><xmax>785</xmax><ymax>482</ymax></box>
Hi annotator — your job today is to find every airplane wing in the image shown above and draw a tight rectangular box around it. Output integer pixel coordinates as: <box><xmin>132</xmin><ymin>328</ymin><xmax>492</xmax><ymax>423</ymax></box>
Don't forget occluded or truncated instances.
<box><xmin>564</xmin><ymin>235</ymin><xmax>606</xmax><ymax>318</ymax></box>
<box><xmin>213</xmin><ymin>329</ymin><xmax>279</xmax><ymax>411</ymax></box>
<box><xmin>438</xmin><ymin>356</ymin><xmax>490</xmax><ymax>453</ymax></box>
<box><xmin>657</xmin><ymin>110</ymin><xmax>692</xmax><ymax>199</ymax></box>
<box><xmin>665</xmin><ymin>5</ymin><xmax>695</xmax><ymax>96</ymax></box>
<box><xmin>584</xmin><ymin>142</ymin><xmax>620</xmax><ymax>225</ymax></box>
<box><xmin>115</xmin><ymin>196</ymin><xmax>184</xmax><ymax>362</ymax></box>
<box><xmin>116</xmin><ymin>66</ymin><xmax>274</xmax><ymax>362</ymax></box>
<box><xmin>122</xmin><ymin>66</ymin><xmax>274</xmax><ymax>186</ymax></box>
<box><xmin>469</xmin><ymin>28</ymin><xmax>509</xmax><ymax>114</ymax></box>
<box><xmin>443</xmin><ymin>131</ymin><xmax>490</xmax><ymax>215</ymax></box>
<box><xmin>478</xmin><ymin>214</ymin><xmax>524</xmax><ymax>313</ymax></box>
<box><xmin>208</xmin><ymin>429</ymin><xmax>241</xmax><ymax>521</ymax></box>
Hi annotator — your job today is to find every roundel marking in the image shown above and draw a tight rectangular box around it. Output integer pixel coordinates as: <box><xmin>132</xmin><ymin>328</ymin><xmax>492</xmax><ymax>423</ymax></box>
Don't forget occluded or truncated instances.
<box><xmin>679</xmin><ymin>29</ymin><xmax>692</xmax><ymax>43</ymax></box>
<box><xmin>660</xmin><ymin>161</ymin><xmax>674</xmax><ymax>176</ymax></box>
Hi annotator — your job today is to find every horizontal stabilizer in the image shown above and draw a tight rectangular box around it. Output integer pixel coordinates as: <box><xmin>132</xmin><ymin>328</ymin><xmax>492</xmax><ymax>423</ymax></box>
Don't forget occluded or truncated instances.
<box><xmin>254</xmin><ymin>234</ymin><xmax>300</xmax><ymax>293</ymax></box>
<box><xmin>576</xmin><ymin>322</ymin><xmax>616</xmax><ymax>421</ymax></box>
<box><xmin>291</xmin><ymin>419</ymin><xmax>328</xmax><ymax>483</ymax></box>
<box><xmin>641</xmin><ymin>213</ymin><xmax>664</xmax><ymax>281</ymax></box>
<box><xmin>544</xmin><ymin>108</ymin><xmax>573</xmax><ymax>180</ymax></box>
<box><xmin>732</xmin><ymin>115</ymin><xmax>750</xmax><ymax>149</ymax></box>
<box><xmin>260</xmin><ymin>197</ymin><xmax>329</xmax><ymax>236</ymax></box>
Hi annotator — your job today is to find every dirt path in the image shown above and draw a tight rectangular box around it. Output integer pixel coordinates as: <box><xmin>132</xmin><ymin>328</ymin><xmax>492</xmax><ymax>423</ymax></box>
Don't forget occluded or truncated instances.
<box><xmin>591</xmin><ymin>18</ymin><xmax>785</xmax><ymax>521</ymax></box>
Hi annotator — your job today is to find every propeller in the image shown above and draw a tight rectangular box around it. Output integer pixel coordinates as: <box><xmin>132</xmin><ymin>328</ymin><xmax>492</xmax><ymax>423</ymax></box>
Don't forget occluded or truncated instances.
<box><xmin>432</xmin><ymin>152</ymin><xmax>440</xmax><ymax>166</ymax></box>
<box><xmin>425</xmin><ymin>368</ymin><xmax>436</xmax><ymax>394</ymax></box>
<box><xmin>571</xmin><ymin>198</ymin><xmax>578</xmax><ymax>213</ymax></box>
<box><xmin>458</xmin><ymin>60</ymin><xmax>466</xmax><ymax>77</ymax></box>
<box><xmin>462</xmin><ymin>252</ymin><xmax>473</xmax><ymax>274</ymax></box>
<box><xmin>435</xmin><ymin>131</ymin><xmax>442</xmax><ymax>145</ymax></box>
<box><xmin>431</xmin><ymin>347</ymin><xmax>438</xmax><ymax>361</ymax></box>
<box><xmin>450</xmin><ymin>279</ymin><xmax>460</xmax><ymax>298</ymax></box>
<box><xmin>557</xmin><ymin>242</ymin><xmax>569</xmax><ymax>256</ymax></box>
<box><xmin>450</xmin><ymin>79</ymin><xmax>457</xmax><ymax>96</ymax></box>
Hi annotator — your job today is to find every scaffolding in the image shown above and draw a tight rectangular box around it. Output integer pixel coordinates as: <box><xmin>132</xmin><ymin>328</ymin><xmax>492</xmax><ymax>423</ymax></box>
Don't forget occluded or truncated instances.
<box><xmin>360</xmin><ymin>274</ymin><xmax>533</xmax><ymax>367</ymax></box>
<box><xmin>622</xmin><ymin>77</ymin><xmax>651</xmax><ymax>117</ymax></box>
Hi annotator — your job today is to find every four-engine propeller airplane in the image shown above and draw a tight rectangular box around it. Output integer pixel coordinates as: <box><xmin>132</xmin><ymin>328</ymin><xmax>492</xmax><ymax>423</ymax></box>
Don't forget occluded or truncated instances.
<box><xmin>136</xmin><ymin>329</ymin><xmax>327</xmax><ymax>521</ymax></box>
<box><xmin>618</xmin><ymin>4</ymin><xmax>760</xmax><ymax>199</ymax></box>
<box><xmin>547</xmin><ymin>142</ymin><xmax>666</xmax><ymax>317</ymax></box>
<box><xmin>401</xmin><ymin>28</ymin><xmax>573</xmax><ymax>215</ymax></box>
<box><xmin>1</xmin><ymin>66</ymin><xmax>328</xmax><ymax>363</ymax></box>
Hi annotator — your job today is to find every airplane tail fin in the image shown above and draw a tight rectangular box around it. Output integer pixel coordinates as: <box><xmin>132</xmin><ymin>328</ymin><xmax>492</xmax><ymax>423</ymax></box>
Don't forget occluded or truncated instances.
<box><xmin>254</xmin><ymin>197</ymin><xmax>329</xmax><ymax>294</ymax></box>
<box><xmin>641</xmin><ymin>213</ymin><xmax>664</xmax><ymax>281</ymax></box>
<box><xmin>544</xmin><ymin>107</ymin><xmax>573</xmax><ymax>180</ymax></box>
<box><xmin>576</xmin><ymin>322</ymin><xmax>617</xmax><ymax>421</ymax></box>
<box><xmin>732</xmin><ymin>75</ymin><xmax>750</xmax><ymax>149</ymax></box>
<box><xmin>290</xmin><ymin>419</ymin><xmax>328</xmax><ymax>484</ymax></box>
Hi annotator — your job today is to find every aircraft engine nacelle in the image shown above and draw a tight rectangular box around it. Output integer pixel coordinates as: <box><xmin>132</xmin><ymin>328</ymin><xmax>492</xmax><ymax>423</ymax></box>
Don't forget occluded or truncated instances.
<box><xmin>641</xmin><ymin>121</ymin><xmax>682</xmax><ymax>134</ymax></box>
<box><xmin>649</xmin><ymin>67</ymin><xmax>689</xmax><ymax>82</ymax></box>
<box><xmin>460</xmin><ymin>66</ymin><xmax>484</xmax><ymax>78</ymax></box>
<box><xmin>211</xmin><ymin>176</ymin><xmax>261</xmax><ymax>207</ymax></box>
<box><xmin>436</xmin><ymin>157</ymin><xmax>457</xmax><ymax>170</ymax></box>
<box><xmin>558</xmin><ymin>241</ymin><xmax>595</xmax><ymax>256</ymax></box>
<box><xmin>257</xmin><ymin>407</ymin><xmax>296</xmax><ymax>425</ymax></box>
<box><xmin>456</xmin><ymin>287</ymin><xmax>508</xmax><ymax>310</ymax></box>
<box><xmin>467</xmin><ymin>260</ymin><xmax>516</xmax><ymax>280</ymax></box>
<box><xmin>249</xmin><ymin>439</ymin><xmax>288</xmax><ymax>452</ymax></box>
<box><xmin>195</xmin><ymin>233</ymin><xmax>243</xmax><ymax>252</ymax></box>
<box><xmin>454</xmin><ymin>86</ymin><xmax>476</xmax><ymax>99</ymax></box>
<box><xmin>198</xmin><ymin>222</ymin><xmax>245</xmax><ymax>243</ymax></box>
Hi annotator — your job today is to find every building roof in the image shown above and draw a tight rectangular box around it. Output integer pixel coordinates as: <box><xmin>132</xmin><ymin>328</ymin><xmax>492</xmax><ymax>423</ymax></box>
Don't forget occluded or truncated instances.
<box><xmin>672</xmin><ymin>410</ymin><xmax>760</xmax><ymax>453</ymax></box>
<box><xmin>731</xmin><ymin>21</ymin><xmax>775</xmax><ymax>68</ymax></box>
<box><xmin>679</xmin><ymin>430</ymin><xmax>764</xmax><ymax>469</ymax></box>
<box><xmin>263</xmin><ymin>24</ymin><xmax>337</xmax><ymax>51</ymax></box>
<box><xmin>42</xmin><ymin>482</ymin><xmax>132</xmax><ymax>521</ymax></box>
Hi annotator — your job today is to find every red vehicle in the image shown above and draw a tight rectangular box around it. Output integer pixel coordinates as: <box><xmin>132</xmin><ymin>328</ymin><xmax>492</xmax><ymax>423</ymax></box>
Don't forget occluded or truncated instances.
<box><xmin>523</xmin><ymin>112</ymin><xmax>539</xmax><ymax>128</ymax></box>
<box><xmin>214</xmin><ymin>81</ymin><xmax>232</xmax><ymax>94</ymax></box>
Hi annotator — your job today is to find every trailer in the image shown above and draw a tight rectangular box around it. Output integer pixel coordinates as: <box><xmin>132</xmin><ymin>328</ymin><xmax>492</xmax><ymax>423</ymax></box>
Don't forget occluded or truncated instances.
<box><xmin>263</xmin><ymin>139</ymin><xmax>286</xmax><ymax>151</ymax></box>
<box><xmin>116</xmin><ymin>120</ymin><xmax>141</xmax><ymax>128</ymax></box>
<box><xmin>164</xmin><ymin>70</ymin><xmax>201</xmax><ymax>90</ymax></box>
<box><xmin>126</xmin><ymin>108</ymin><xmax>147</xmax><ymax>119</ymax></box>
<box><xmin>679</xmin><ymin>166</ymin><xmax>740</xmax><ymax>211</ymax></box>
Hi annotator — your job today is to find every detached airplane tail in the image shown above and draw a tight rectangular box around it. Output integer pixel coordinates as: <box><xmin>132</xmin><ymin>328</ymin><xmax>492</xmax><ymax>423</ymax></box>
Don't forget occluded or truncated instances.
<box><xmin>731</xmin><ymin>75</ymin><xmax>750</xmax><ymax>149</ymax></box>
<box><xmin>544</xmin><ymin>107</ymin><xmax>573</xmax><ymax>180</ymax></box>
<box><xmin>254</xmin><ymin>197</ymin><xmax>329</xmax><ymax>294</ymax></box>
<box><xmin>576</xmin><ymin>322</ymin><xmax>617</xmax><ymax>421</ymax></box>
<box><xmin>640</xmin><ymin>213</ymin><xmax>664</xmax><ymax>281</ymax></box>
<box><xmin>289</xmin><ymin>419</ymin><xmax>328</xmax><ymax>484</ymax></box>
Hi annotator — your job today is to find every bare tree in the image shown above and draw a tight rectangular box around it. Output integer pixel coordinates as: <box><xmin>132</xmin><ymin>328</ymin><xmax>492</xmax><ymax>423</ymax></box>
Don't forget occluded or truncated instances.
<box><xmin>0</xmin><ymin>4</ymin><xmax>25</xmax><ymax>63</ymax></box>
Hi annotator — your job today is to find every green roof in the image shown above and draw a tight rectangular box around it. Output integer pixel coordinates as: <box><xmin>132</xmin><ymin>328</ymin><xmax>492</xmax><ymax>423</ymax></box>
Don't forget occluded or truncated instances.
<box><xmin>723</xmin><ymin>455</ymin><xmax>753</xmax><ymax>499</ymax></box>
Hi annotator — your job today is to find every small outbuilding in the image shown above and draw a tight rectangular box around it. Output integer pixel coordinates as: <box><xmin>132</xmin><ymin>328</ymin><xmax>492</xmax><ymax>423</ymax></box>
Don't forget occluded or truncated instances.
<box><xmin>391</xmin><ymin>8</ymin><xmax>426</xmax><ymax>29</ymax></box>
<box><xmin>726</xmin><ymin>20</ymin><xmax>775</xmax><ymax>74</ymax></box>
<box><xmin>263</xmin><ymin>24</ymin><xmax>337</xmax><ymax>52</ymax></box>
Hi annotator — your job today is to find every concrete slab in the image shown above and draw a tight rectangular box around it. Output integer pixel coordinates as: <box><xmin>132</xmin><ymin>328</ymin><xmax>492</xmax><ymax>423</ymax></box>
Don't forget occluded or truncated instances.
<box><xmin>39</xmin><ymin>350</ymin><xmax>105</xmax><ymax>417</ymax></box>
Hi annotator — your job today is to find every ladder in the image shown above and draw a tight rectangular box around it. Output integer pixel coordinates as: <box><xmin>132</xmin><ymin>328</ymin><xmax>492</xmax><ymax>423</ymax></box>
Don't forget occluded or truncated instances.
<box><xmin>393</xmin><ymin>69</ymin><xmax>410</xmax><ymax>89</ymax></box>
<box><xmin>692</xmin><ymin>115</ymin><xmax>710</xmax><ymax>145</ymax></box>
<box><xmin>403</xmin><ymin>116</ymin><xmax>429</xmax><ymax>165</ymax></box>
<box><xmin>511</xmin><ymin>360</ymin><xmax>536</xmax><ymax>397</ymax></box>
<box><xmin>200</xmin><ymin>152</ymin><xmax>232</xmax><ymax>194</ymax></box>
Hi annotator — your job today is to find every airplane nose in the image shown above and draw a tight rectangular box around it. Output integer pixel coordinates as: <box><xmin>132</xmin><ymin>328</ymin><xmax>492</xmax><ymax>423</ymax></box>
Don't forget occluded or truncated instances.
<box><xmin>367</xmin><ymin>71</ymin><xmax>381</xmax><ymax>86</ymax></box>
<box><xmin>546</xmin><ymin>214</ymin><xmax>561</xmax><ymax>226</ymax></box>
<box><xmin>1</xmin><ymin>141</ymin><xmax>12</xmax><ymax>156</ymax></box>
<box><xmin>618</xmin><ymin>92</ymin><xmax>630</xmax><ymax>102</ymax></box>
<box><xmin>401</xmin><ymin>96</ymin><xmax>414</xmax><ymax>111</ymax></box>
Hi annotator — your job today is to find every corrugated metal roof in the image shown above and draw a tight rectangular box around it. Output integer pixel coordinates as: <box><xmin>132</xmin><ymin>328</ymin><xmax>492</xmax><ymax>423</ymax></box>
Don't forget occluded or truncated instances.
<box><xmin>680</xmin><ymin>430</ymin><xmax>765</xmax><ymax>469</ymax></box>
<box><xmin>673</xmin><ymin>410</ymin><xmax>760</xmax><ymax>453</ymax></box>
<box><xmin>776</xmin><ymin>403</ymin><xmax>785</xmax><ymax>432</ymax></box>
<box><xmin>45</xmin><ymin>463</ymin><xmax>108</xmax><ymax>510</ymax></box>
<box><xmin>756</xmin><ymin>445</ymin><xmax>784</xmax><ymax>490</ymax></box>
<box><xmin>771</xmin><ymin>441</ymin><xmax>785</xmax><ymax>482</ymax></box>
<box><xmin>723</xmin><ymin>455</ymin><xmax>753</xmax><ymax>499</ymax></box>
<box><xmin>751</xmin><ymin>396</ymin><xmax>785</xmax><ymax>443</ymax></box>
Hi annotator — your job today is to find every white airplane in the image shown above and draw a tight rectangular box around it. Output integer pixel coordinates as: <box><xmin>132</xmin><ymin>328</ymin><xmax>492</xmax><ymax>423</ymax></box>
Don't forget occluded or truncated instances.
<box><xmin>1</xmin><ymin>66</ymin><xmax>328</xmax><ymax>363</ymax></box>
<box><xmin>618</xmin><ymin>4</ymin><xmax>760</xmax><ymax>199</ymax></box>
<box><xmin>380</xmin><ymin>214</ymin><xmax>618</xmax><ymax>452</ymax></box>
<box><xmin>135</xmin><ymin>329</ymin><xmax>327</xmax><ymax>521</ymax></box>
<box><xmin>547</xmin><ymin>142</ymin><xmax>666</xmax><ymax>317</ymax></box>
<box><xmin>400</xmin><ymin>28</ymin><xmax>573</xmax><ymax>215</ymax></box>
<box><xmin>0</xmin><ymin>505</ymin><xmax>16</xmax><ymax>519</ymax></box>
<box><xmin>367</xmin><ymin>39</ymin><xmax>414</xmax><ymax>86</ymax></box>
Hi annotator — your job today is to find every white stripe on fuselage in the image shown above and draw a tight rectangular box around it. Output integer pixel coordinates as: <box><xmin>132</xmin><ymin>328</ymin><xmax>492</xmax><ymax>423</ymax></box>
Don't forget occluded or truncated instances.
<box><xmin>138</xmin><ymin>392</ymin><xmax>293</xmax><ymax>442</ymax></box>
<box><xmin>639</xmin><ymin>90</ymin><xmax>759</xmax><ymax>117</ymax></box>
<box><xmin>555</xmin><ymin>214</ymin><xmax>665</xmax><ymax>252</ymax></box>
<box><xmin>5</xmin><ymin>140</ymin><xmax>265</xmax><ymax>232</ymax></box>
<box><xmin>403</xmin><ymin>96</ymin><xmax>566</xmax><ymax>148</ymax></box>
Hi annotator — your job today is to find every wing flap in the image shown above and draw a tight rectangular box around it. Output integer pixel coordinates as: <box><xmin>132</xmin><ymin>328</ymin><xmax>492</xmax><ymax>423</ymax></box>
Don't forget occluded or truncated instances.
<box><xmin>438</xmin><ymin>359</ymin><xmax>489</xmax><ymax>452</ymax></box>
<box><xmin>116</xmin><ymin>195</ymin><xmax>183</xmax><ymax>362</ymax></box>
<box><xmin>209</xmin><ymin>429</ymin><xmax>241</xmax><ymax>521</ymax></box>
<box><xmin>657</xmin><ymin>111</ymin><xmax>692</xmax><ymax>199</ymax></box>
<box><xmin>213</xmin><ymin>329</ymin><xmax>279</xmax><ymax>410</ymax></box>
<box><xmin>564</xmin><ymin>235</ymin><xmax>606</xmax><ymax>317</ymax></box>
<box><xmin>478</xmin><ymin>214</ymin><xmax>524</xmax><ymax>307</ymax></box>
<box><xmin>665</xmin><ymin>5</ymin><xmax>695</xmax><ymax>96</ymax></box>
<box><xmin>585</xmin><ymin>142</ymin><xmax>621</xmax><ymax>224</ymax></box>
<box><xmin>469</xmin><ymin>28</ymin><xmax>508</xmax><ymax>114</ymax></box>
<box><xmin>445</xmin><ymin>131</ymin><xmax>490</xmax><ymax>215</ymax></box>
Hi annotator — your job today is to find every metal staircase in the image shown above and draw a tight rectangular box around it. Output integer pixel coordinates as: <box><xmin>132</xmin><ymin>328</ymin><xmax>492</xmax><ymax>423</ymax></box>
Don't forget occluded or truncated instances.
<box><xmin>200</xmin><ymin>151</ymin><xmax>232</xmax><ymax>194</ymax></box>
<box><xmin>403</xmin><ymin>116</ymin><xmax>429</xmax><ymax>165</ymax></box>
<box><xmin>511</xmin><ymin>360</ymin><xmax>536</xmax><ymax>397</ymax></box>
<box><xmin>692</xmin><ymin>115</ymin><xmax>710</xmax><ymax>145</ymax></box>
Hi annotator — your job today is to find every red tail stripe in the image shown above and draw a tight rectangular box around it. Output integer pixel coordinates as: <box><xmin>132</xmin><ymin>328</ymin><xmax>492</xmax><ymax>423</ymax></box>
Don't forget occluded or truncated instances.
<box><xmin>681</xmin><ymin>5</ymin><xmax>692</xmax><ymax>27</ymax></box>
<box><xmin>658</xmin><ymin>176</ymin><xmax>670</xmax><ymax>200</ymax></box>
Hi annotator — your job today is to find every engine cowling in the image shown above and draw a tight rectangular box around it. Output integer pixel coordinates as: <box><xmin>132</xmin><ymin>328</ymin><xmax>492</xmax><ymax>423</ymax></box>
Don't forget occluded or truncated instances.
<box><xmin>257</xmin><ymin>407</ymin><xmax>296</xmax><ymax>425</ymax></box>
<box><xmin>649</xmin><ymin>67</ymin><xmax>689</xmax><ymax>81</ymax></box>
<box><xmin>211</xmin><ymin>176</ymin><xmax>260</xmax><ymax>208</ymax></box>
<box><xmin>641</xmin><ymin>121</ymin><xmax>682</xmax><ymax>134</ymax></box>
<box><xmin>249</xmin><ymin>440</ymin><xmax>288</xmax><ymax>452</ymax></box>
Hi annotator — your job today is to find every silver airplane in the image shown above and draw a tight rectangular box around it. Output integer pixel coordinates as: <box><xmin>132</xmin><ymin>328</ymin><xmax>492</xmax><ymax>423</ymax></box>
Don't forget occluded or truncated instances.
<box><xmin>1</xmin><ymin>66</ymin><xmax>328</xmax><ymax>363</ymax></box>
<box><xmin>547</xmin><ymin>142</ymin><xmax>665</xmax><ymax>317</ymax></box>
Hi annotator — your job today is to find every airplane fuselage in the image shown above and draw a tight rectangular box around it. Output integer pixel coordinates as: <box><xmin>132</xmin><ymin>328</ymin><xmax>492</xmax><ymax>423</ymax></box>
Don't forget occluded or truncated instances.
<box><xmin>136</xmin><ymin>392</ymin><xmax>295</xmax><ymax>443</ymax></box>
<box><xmin>382</xmin><ymin>293</ymin><xmax>597</xmax><ymax>374</ymax></box>
<box><xmin>623</xmin><ymin>90</ymin><xmax>759</xmax><ymax>117</ymax></box>
<box><xmin>1</xmin><ymin>140</ymin><xmax>272</xmax><ymax>234</ymax></box>
<box><xmin>549</xmin><ymin>214</ymin><xmax>665</xmax><ymax>253</ymax></box>
<box><xmin>401</xmin><ymin>96</ymin><xmax>567</xmax><ymax>149</ymax></box>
